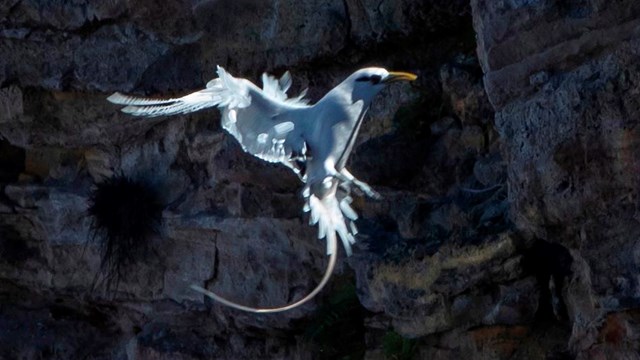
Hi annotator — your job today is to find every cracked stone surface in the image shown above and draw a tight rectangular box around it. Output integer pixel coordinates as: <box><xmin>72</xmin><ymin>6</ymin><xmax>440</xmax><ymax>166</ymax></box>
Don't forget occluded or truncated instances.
<box><xmin>472</xmin><ymin>0</ymin><xmax>640</xmax><ymax>358</ymax></box>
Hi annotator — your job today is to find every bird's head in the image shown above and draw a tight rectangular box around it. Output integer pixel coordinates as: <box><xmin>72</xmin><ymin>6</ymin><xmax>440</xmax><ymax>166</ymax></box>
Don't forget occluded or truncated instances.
<box><xmin>346</xmin><ymin>67</ymin><xmax>417</xmax><ymax>103</ymax></box>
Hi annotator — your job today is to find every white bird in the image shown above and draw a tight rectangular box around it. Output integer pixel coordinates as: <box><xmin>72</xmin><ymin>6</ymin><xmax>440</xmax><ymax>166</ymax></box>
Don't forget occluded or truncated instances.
<box><xmin>107</xmin><ymin>66</ymin><xmax>416</xmax><ymax>313</ymax></box>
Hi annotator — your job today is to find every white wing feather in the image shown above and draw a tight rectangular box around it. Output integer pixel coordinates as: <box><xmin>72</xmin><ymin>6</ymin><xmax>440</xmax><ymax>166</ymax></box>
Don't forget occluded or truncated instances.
<box><xmin>261</xmin><ymin>71</ymin><xmax>309</xmax><ymax>105</ymax></box>
<box><xmin>106</xmin><ymin>92</ymin><xmax>179</xmax><ymax>106</ymax></box>
<box><xmin>107</xmin><ymin>66</ymin><xmax>251</xmax><ymax>117</ymax></box>
<box><xmin>262</xmin><ymin>73</ymin><xmax>287</xmax><ymax>101</ymax></box>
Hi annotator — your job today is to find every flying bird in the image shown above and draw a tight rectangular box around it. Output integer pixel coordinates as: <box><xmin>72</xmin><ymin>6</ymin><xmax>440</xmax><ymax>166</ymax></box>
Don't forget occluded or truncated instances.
<box><xmin>107</xmin><ymin>66</ymin><xmax>416</xmax><ymax>313</ymax></box>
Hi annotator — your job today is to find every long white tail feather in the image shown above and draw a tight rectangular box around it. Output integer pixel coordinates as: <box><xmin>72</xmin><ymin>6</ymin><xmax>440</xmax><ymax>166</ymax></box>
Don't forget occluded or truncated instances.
<box><xmin>308</xmin><ymin>193</ymin><xmax>357</xmax><ymax>256</ymax></box>
<box><xmin>326</xmin><ymin>232</ymin><xmax>337</xmax><ymax>256</ymax></box>
<box><xmin>189</xmin><ymin>234</ymin><xmax>338</xmax><ymax>314</ymax></box>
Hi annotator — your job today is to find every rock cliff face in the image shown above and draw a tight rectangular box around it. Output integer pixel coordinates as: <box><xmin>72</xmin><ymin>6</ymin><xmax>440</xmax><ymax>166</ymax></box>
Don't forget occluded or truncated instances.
<box><xmin>0</xmin><ymin>0</ymin><xmax>637</xmax><ymax>359</ymax></box>
<box><xmin>472</xmin><ymin>0</ymin><xmax>640</xmax><ymax>358</ymax></box>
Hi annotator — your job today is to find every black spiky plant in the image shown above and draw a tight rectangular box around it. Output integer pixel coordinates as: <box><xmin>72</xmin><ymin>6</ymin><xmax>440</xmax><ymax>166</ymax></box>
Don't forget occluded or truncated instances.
<box><xmin>87</xmin><ymin>175</ymin><xmax>163</xmax><ymax>289</ymax></box>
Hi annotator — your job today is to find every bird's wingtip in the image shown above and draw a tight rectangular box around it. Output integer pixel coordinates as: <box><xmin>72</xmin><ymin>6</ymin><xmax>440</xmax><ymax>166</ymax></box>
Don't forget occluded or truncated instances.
<box><xmin>106</xmin><ymin>92</ymin><xmax>125</xmax><ymax>104</ymax></box>
<box><xmin>120</xmin><ymin>105</ymin><xmax>137</xmax><ymax>114</ymax></box>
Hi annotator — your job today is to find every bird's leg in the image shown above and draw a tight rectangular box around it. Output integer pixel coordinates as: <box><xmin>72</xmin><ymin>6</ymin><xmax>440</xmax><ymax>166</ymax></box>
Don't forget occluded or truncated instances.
<box><xmin>315</xmin><ymin>159</ymin><xmax>379</xmax><ymax>199</ymax></box>
<box><xmin>335</xmin><ymin>168</ymin><xmax>382</xmax><ymax>200</ymax></box>
<box><xmin>290</xmin><ymin>142</ymin><xmax>309</xmax><ymax>182</ymax></box>
<box><xmin>288</xmin><ymin>159</ymin><xmax>307</xmax><ymax>182</ymax></box>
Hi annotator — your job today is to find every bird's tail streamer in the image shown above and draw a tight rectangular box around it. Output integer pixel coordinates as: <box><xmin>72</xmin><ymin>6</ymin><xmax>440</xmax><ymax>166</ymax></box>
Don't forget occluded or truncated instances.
<box><xmin>189</xmin><ymin>184</ymin><xmax>358</xmax><ymax>313</ymax></box>
<box><xmin>190</xmin><ymin>246</ymin><xmax>337</xmax><ymax>314</ymax></box>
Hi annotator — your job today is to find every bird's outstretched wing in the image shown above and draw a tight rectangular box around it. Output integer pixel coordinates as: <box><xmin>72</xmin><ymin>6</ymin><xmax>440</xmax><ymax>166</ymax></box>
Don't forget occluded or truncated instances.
<box><xmin>107</xmin><ymin>66</ymin><xmax>310</xmax><ymax>171</ymax></box>
<box><xmin>107</xmin><ymin>67</ymin><xmax>251</xmax><ymax>117</ymax></box>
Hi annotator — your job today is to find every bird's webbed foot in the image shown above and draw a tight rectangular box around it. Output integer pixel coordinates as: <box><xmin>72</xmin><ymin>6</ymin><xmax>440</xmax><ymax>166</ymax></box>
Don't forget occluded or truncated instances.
<box><xmin>335</xmin><ymin>168</ymin><xmax>382</xmax><ymax>200</ymax></box>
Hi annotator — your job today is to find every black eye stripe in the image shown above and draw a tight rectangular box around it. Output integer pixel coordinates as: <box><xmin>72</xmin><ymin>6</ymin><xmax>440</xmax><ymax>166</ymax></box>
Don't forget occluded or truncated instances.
<box><xmin>355</xmin><ymin>75</ymin><xmax>382</xmax><ymax>83</ymax></box>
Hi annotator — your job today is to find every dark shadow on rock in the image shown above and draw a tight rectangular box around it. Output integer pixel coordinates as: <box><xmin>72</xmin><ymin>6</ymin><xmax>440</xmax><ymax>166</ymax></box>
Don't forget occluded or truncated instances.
<box><xmin>522</xmin><ymin>239</ymin><xmax>573</xmax><ymax>323</ymax></box>
<box><xmin>0</xmin><ymin>139</ymin><xmax>25</xmax><ymax>183</ymax></box>
<box><xmin>0</xmin><ymin>225</ymin><xmax>39</xmax><ymax>266</ymax></box>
